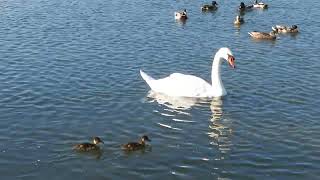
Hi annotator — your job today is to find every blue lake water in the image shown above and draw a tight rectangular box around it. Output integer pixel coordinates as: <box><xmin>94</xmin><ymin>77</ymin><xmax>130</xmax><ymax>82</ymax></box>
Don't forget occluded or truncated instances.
<box><xmin>0</xmin><ymin>0</ymin><xmax>320</xmax><ymax>179</ymax></box>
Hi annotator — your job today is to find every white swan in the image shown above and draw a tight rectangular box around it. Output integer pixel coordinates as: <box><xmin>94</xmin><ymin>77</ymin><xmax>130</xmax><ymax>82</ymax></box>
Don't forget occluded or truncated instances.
<box><xmin>140</xmin><ymin>48</ymin><xmax>235</xmax><ymax>98</ymax></box>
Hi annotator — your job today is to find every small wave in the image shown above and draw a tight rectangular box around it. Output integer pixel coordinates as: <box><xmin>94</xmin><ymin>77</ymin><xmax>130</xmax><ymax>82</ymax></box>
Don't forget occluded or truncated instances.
<box><xmin>157</xmin><ymin>123</ymin><xmax>182</xmax><ymax>130</ymax></box>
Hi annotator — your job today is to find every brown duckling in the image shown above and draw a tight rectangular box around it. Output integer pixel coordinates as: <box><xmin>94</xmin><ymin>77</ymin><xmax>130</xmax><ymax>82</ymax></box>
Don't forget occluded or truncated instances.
<box><xmin>73</xmin><ymin>137</ymin><xmax>104</xmax><ymax>151</ymax></box>
<box><xmin>122</xmin><ymin>135</ymin><xmax>151</xmax><ymax>151</ymax></box>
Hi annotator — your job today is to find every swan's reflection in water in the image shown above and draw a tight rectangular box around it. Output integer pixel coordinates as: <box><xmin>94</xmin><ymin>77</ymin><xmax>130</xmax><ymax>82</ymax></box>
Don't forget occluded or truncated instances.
<box><xmin>208</xmin><ymin>97</ymin><xmax>233</xmax><ymax>155</ymax></box>
<box><xmin>147</xmin><ymin>91</ymin><xmax>207</xmax><ymax>130</ymax></box>
<box><xmin>147</xmin><ymin>91</ymin><xmax>206</xmax><ymax>111</ymax></box>
<box><xmin>147</xmin><ymin>91</ymin><xmax>233</xmax><ymax>155</ymax></box>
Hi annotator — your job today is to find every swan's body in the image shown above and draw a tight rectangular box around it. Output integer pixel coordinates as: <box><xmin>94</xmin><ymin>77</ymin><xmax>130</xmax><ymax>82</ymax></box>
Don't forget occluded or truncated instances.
<box><xmin>175</xmin><ymin>9</ymin><xmax>188</xmax><ymax>20</ymax></box>
<box><xmin>140</xmin><ymin>48</ymin><xmax>235</xmax><ymax>98</ymax></box>
<box><xmin>272</xmin><ymin>25</ymin><xmax>298</xmax><ymax>33</ymax></box>
<box><xmin>234</xmin><ymin>15</ymin><xmax>244</xmax><ymax>25</ymax></box>
<box><xmin>248</xmin><ymin>31</ymin><xmax>276</xmax><ymax>40</ymax></box>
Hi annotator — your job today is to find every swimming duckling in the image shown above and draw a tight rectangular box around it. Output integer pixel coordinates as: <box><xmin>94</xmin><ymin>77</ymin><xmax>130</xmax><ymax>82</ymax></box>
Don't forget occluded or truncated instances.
<box><xmin>234</xmin><ymin>15</ymin><xmax>244</xmax><ymax>25</ymax></box>
<box><xmin>201</xmin><ymin>1</ymin><xmax>218</xmax><ymax>11</ymax></box>
<box><xmin>248</xmin><ymin>31</ymin><xmax>276</xmax><ymax>40</ymax></box>
<box><xmin>175</xmin><ymin>9</ymin><xmax>188</xmax><ymax>20</ymax></box>
<box><xmin>272</xmin><ymin>25</ymin><xmax>298</xmax><ymax>33</ymax></box>
<box><xmin>73</xmin><ymin>137</ymin><xmax>104</xmax><ymax>151</ymax></box>
<box><xmin>239</xmin><ymin>2</ymin><xmax>253</xmax><ymax>12</ymax></box>
<box><xmin>122</xmin><ymin>135</ymin><xmax>151</xmax><ymax>151</ymax></box>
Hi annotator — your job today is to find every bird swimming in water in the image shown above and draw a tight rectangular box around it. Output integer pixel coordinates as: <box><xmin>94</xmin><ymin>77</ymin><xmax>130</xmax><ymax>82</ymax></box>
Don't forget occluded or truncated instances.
<box><xmin>248</xmin><ymin>30</ymin><xmax>277</xmax><ymax>40</ymax></box>
<box><xmin>175</xmin><ymin>9</ymin><xmax>188</xmax><ymax>20</ymax></box>
<box><xmin>239</xmin><ymin>2</ymin><xmax>253</xmax><ymax>12</ymax></box>
<box><xmin>73</xmin><ymin>137</ymin><xmax>104</xmax><ymax>151</ymax></box>
<box><xmin>201</xmin><ymin>1</ymin><xmax>218</xmax><ymax>11</ymax></box>
<box><xmin>122</xmin><ymin>135</ymin><xmax>151</xmax><ymax>151</ymax></box>
<box><xmin>234</xmin><ymin>15</ymin><xmax>244</xmax><ymax>25</ymax></box>
<box><xmin>272</xmin><ymin>25</ymin><xmax>299</xmax><ymax>33</ymax></box>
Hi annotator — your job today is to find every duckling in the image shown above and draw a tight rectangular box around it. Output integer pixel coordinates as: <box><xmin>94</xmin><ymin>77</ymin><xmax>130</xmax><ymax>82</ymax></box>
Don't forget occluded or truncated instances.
<box><xmin>239</xmin><ymin>2</ymin><xmax>253</xmax><ymax>12</ymax></box>
<box><xmin>73</xmin><ymin>137</ymin><xmax>104</xmax><ymax>151</ymax></box>
<box><xmin>248</xmin><ymin>31</ymin><xmax>276</xmax><ymax>40</ymax></box>
<box><xmin>272</xmin><ymin>25</ymin><xmax>298</xmax><ymax>33</ymax></box>
<box><xmin>175</xmin><ymin>9</ymin><xmax>188</xmax><ymax>20</ymax></box>
<box><xmin>234</xmin><ymin>15</ymin><xmax>244</xmax><ymax>25</ymax></box>
<box><xmin>201</xmin><ymin>1</ymin><xmax>218</xmax><ymax>11</ymax></box>
<box><xmin>122</xmin><ymin>135</ymin><xmax>151</xmax><ymax>151</ymax></box>
<box><xmin>253</xmin><ymin>0</ymin><xmax>268</xmax><ymax>9</ymax></box>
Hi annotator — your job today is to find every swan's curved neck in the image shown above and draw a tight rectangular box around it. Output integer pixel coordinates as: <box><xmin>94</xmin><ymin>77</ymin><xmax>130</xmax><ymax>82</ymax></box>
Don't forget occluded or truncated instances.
<box><xmin>211</xmin><ymin>52</ymin><xmax>226</xmax><ymax>94</ymax></box>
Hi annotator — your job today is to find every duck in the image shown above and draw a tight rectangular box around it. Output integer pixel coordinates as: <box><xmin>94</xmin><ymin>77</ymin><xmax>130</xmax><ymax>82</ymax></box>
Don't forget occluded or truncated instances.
<box><xmin>122</xmin><ymin>135</ymin><xmax>151</xmax><ymax>151</ymax></box>
<box><xmin>140</xmin><ymin>48</ymin><xmax>236</xmax><ymax>98</ymax></box>
<box><xmin>238</xmin><ymin>2</ymin><xmax>253</xmax><ymax>12</ymax></box>
<box><xmin>272</xmin><ymin>25</ymin><xmax>298</xmax><ymax>33</ymax></box>
<box><xmin>175</xmin><ymin>9</ymin><xmax>188</xmax><ymax>20</ymax></box>
<box><xmin>201</xmin><ymin>1</ymin><xmax>218</xmax><ymax>11</ymax></box>
<box><xmin>253</xmin><ymin>0</ymin><xmax>268</xmax><ymax>9</ymax></box>
<box><xmin>73</xmin><ymin>137</ymin><xmax>104</xmax><ymax>151</ymax></box>
<box><xmin>248</xmin><ymin>31</ymin><xmax>276</xmax><ymax>40</ymax></box>
<box><xmin>234</xmin><ymin>15</ymin><xmax>244</xmax><ymax>25</ymax></box>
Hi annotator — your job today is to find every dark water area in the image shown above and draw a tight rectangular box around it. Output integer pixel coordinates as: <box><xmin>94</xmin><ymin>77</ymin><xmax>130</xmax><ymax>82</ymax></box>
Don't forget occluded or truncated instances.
<box><xmin>0</xmin><ymin>0</ymin><xmax>319</xmax><ymax>179</ymax></box>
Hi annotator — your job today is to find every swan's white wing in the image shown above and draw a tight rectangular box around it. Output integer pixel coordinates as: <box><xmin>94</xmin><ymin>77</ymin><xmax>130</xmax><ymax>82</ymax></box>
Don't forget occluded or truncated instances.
<box><xmin>151</xmin><ymin>73</ymin><xmax>213</xmax><ymax>97</ymax></box>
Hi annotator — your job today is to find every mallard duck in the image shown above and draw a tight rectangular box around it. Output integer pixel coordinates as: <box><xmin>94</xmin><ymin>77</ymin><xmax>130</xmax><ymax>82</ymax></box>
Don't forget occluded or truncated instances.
<box><xmin>122</xmin><ymin>135</ymin><xmax>151</xmax><ymax>151</ymax></box>
<box><xmin>234</xmin><ymin>15</ymin><xmax>244</xmax><ymax>25</ymax></box>
<box><xmin>272</xmin><ymin>25</ymin><xmax>298</xmax><ymax>33</ymax></box>
<box><xmin>253</xmin><ymin>0</ymin><xmax>268</xmax><ymax>9</ymax></box>
<box><xmin>239</xmin><ymin>2</ymin><xmax>253</xmax><ymax>12</ymax></box>
<box><xmin>73</xmin><ymin>137</ymin><xmax>104</xmax><ymax>151</ymax></box>
<box><xmin>248</xmin><ymin>31</ymin><xmax>276</xmax><ymax>40</ymax></box>
<box><xmin>175</xmin><ymin>9</ymin><xmax>188</xmax><ymax>20</ymax></box>
<box><xmin>201</xmin><ymin>1</ymin><xmax>218</xmax><ymax>11</ymax></box>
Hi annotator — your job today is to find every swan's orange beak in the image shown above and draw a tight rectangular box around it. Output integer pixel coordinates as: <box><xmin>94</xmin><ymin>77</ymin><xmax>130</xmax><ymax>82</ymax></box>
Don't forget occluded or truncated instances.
<box><xmin>228</xmin><ymin>55</ymin><xmax>235</xmax><ymax>69</ymax></box>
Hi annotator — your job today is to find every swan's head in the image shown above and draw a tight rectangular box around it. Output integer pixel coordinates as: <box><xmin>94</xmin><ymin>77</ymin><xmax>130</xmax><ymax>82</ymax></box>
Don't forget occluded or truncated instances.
<box><xmin>219</xmin><ymin>47</ymin><xmax>235</xmax><ymax>69</ymax></box>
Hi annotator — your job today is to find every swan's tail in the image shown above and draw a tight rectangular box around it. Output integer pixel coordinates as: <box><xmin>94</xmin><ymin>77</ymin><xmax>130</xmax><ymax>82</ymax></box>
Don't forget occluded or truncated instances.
<box><xmin>140</xmin><ymin>70</ymin><xmax>155</xmax><ymax>89</ymax></box>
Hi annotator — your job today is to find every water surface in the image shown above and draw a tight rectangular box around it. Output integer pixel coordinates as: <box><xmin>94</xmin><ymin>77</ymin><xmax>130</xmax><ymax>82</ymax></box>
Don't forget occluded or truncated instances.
<box><xmin>0</xmin><ymin>0</ymin><xmax>320</xmax><ymax>179</ymax></box>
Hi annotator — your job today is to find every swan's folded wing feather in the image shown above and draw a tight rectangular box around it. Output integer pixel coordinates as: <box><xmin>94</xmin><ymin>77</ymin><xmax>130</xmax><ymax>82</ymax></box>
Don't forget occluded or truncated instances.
<box><xmin>152</xmin><ymin>73</ymin><xmax>212</xmax><ymax>97</ymax></box>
